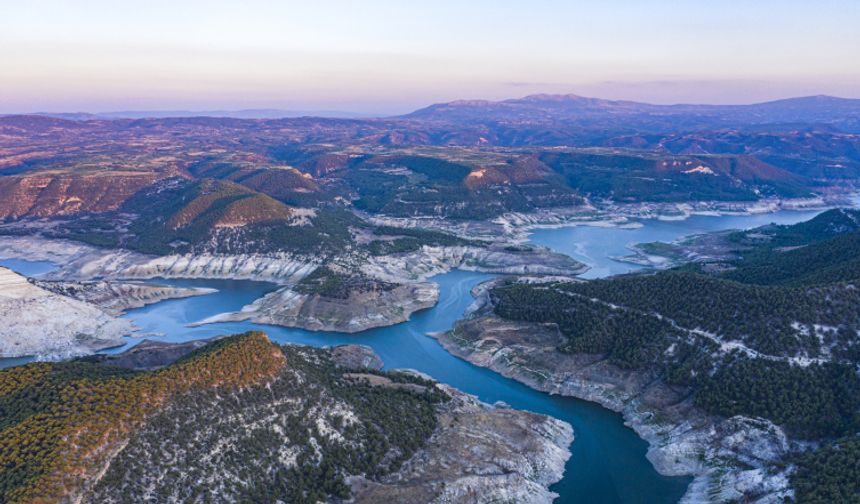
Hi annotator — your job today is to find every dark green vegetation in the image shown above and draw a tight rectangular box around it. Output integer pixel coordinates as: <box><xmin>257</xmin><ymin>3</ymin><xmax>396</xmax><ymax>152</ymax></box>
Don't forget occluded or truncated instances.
<box><xmin>696</xmin><ymin>356</ymin><xmax>860</xmax><ymax>439</ymax></box>
<box><xmin>367</xmin><ymin>225</ymin><xmax>476</xmax><ymax>255</ymax></box>
<box><xmin>84</xmin><ymin>344</ymin><xmax>448</xmax><ymax>504</ymax></box>
<box><xmin>490</xmin><ymin>210</ymin><xmax>860</xmax><ymax>500</ymax></box>
<box><xmin>538</xmin><ymin>151</ymin><xmax>811</xmax><ymax>202</ymax></box>
<box><xmin>346</xmin><ymin>154</ymin><xmax>581</xmax><ymax>219</ymax></box>
<box><xmin>791</xmin><ymin>435</ymin><xmax>860</xmax><ymax>504</ymax></box>
<box><xmin>0</xmin><ymin>334</ymin><xmax>449</xmax><ymax>504</ymax></box>
<box><xmin>295</xmin><ymin>266</ymin><xmax>396</xmax><ymax>299</ymax></box>
<box><xmin>551</xmin><ymin>271</ymin><xmax>859</xmax><ymax>357</ymax></box>
<box><xmin>717</xmin><ymin>209</ymin><xmax>860</xmax><ymax>286</ymax></box>
<box><xmin>0</xmin><ymin>332</ymin><xmax>286</xmax><ymax>504</ymax></box>
<box><xmin>493</xmin><ymin>211</ymin><xmax>860</xmax><ymax>440</ymax></box>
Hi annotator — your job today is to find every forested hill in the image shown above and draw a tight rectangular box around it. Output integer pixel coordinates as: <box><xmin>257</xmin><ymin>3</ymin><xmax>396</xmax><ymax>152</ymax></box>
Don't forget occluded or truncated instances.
<box><xmin>0</xmin><ymin>332</ymin><xmax>286</xmax><ymax>503</ymax></box>
<box><xmin>2</xmin><ymin>333</ymin><xmax>570</xmax><ymax>504</ymax></box>
<box><xmin>487</xmin><ymin>209</ymin><xmax>860</xmax><ymax>502</ymax></box>
<box><xmin>0</xmin><ymin>333</ymin><xmax>454</xmax><ymax>503</ymax></box>
<box><xmin>715</xmin><ymin>208</ymin><xmax>860</xmax><ymax>286</ymax></box>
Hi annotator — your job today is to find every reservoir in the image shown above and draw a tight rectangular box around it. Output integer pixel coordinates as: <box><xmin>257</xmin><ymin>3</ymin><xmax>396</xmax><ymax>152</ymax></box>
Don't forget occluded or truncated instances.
<box><xmin>0</xmin><ymin>207</ymin><xmax>837</xmax><ymax>503</ymax></box>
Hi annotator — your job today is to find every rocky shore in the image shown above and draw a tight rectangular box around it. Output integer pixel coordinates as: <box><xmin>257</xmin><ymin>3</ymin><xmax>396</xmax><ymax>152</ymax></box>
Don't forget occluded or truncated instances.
<box><xmin>431</xmin><ymin>282</ymin><xmax>796</xmax><ymax>503</ymax></box>
<box><xmin>0</xmin><ymin>234</ymin><xmax>587</xmax><ymax>335</ymax></box>
<box><xmin>365</xmin><ymin>195</ymin><xmax>844</xmax><ymax>242</ymax></box>
<box><xmin>329</xmin><ymin>347</ymin><xmax>573</xmax><ymax>504</ymax></box>
<box><xmin>0</xmin><ymin>235</ymin><xmax>586</xmax><ymax>285</ymax></box>
<box><xmin>361</xmin><ymin>243</ymin><xmax>588</xmax><ymax>282</ymax></box>
<box><xmin>348</xmin><ymin>381</ymin><xmax>573</xmax><ymax>504</ymax></box>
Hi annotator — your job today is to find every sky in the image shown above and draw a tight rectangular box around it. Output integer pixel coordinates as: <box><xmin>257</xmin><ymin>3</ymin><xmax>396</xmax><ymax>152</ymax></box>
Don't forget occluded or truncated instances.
<box><xmin>1</xmin><ymin>0</ymin><xmax>859</xmax><ymax>115</ymax></box>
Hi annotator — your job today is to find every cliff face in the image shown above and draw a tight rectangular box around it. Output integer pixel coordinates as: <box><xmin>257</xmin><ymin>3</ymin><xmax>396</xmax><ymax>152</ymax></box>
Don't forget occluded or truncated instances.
<box><xmin>0</xmin><ymin>235</ymin><xmax>319</xmax><ymax>283</ymax></box>
<box><xmin>0</xmin><ymin>266</ymin><xmax>133</xmax><ymax>358</ymax></box>
<box><xmin>0</xmin><ymin>173</ymin><xmax>159</xmax><ymax>219</ymax></box>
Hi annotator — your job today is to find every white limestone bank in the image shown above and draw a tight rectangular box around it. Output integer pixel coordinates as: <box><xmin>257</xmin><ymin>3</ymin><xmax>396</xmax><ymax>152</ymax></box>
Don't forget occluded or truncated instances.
<box><xmin>0</xmin><ymin>235</ymin><xmax>586</xmax><ymax>335</ymax></box>
<box><xmin>0</xmin><ymin>236</ymin><xmax>586</xmax><ymax>285</ymax></box>
<box><xmin>193</xmin><ymin>281</ymin><xmax>439</xmax><ymax>333</ymax></box>
<box><xmin>367</xmin><ymin>195</ymin><xmax>843</xmax><ymax>242</ymax></box>
<box><xmin>0</xmin><ymin>267</ymin><xmax>134</xmax><ymax>359</ymax></box>
<box><xmin>34</xmin><ymin>280</ymin><xmax>217</xmax><ymax>316</ymax></box>
<box><xmin>361</xmin><ymin>243</ymin><xmax>588</xmax><ymax>282</ymax></box>
<box><xmin>0</xmin><ymin>236</ymin><xmax>318</xmax><ymax>283</ymax></box>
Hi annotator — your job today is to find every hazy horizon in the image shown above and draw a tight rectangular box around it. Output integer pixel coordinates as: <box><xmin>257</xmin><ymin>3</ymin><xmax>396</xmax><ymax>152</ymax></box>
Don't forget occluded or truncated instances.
<box><xmin>4</xmin><ymin>90</ymin><xmax>860</xmax><ymax>119</ymax></box>
<box><xmin>2</xmin><ymin>0</ymin><xmax>859</xmax><ymax>114</ymax></box>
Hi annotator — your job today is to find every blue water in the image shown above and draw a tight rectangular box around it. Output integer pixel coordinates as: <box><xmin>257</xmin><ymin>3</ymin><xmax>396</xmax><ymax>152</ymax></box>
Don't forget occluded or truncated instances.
<box><xmin>529</xmin><ymin>209</ymin><xmax>827</xmax><ymax>278</ymax></box>
<box><xmin>0</xmin><ymin>207</ymin><xmax>847</xmax><ymax>503</ymax></box>
<box><xmin>0</xmin><ymin>258</ymin><xmax>57</xmax><ymax>277</ymax></box>
<box><xmin>112</xmin><ymin>272</ymin><xmax>691</xmax><ymax>504</ymax></box>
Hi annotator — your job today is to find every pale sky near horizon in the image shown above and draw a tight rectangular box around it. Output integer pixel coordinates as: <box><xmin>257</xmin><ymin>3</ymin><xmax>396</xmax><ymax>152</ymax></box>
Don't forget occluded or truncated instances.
<box><xmin>1</xmin><ymin>0</ymin><xmax>859</xmax><ymax>114</ymax></box>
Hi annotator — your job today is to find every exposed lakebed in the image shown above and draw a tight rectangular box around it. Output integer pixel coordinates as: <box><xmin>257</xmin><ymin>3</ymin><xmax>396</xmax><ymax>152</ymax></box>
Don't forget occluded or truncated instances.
<box><xmin>0</xmin><ymin>207</ymin><xmax>835</xmax><ymax>503</ymax></box>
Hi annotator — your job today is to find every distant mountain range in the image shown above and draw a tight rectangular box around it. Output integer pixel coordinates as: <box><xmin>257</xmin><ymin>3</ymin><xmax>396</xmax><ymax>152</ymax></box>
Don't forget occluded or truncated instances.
<box><xmin>402</xmin><ymin>94</ymin><xmax>860</xmax><ymax>129</ymax></box>
<box><xmin>7</xmin><ymin>94</ymin><xmax>860</xmax><ymax>126</ymax></box>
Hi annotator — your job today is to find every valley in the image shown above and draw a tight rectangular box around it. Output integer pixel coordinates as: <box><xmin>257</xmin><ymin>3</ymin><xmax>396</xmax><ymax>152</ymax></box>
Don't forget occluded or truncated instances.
<box><xmin>1</xmin><ymin>94</ymin><xmax>859</xmax><ymax>503</ymax></box>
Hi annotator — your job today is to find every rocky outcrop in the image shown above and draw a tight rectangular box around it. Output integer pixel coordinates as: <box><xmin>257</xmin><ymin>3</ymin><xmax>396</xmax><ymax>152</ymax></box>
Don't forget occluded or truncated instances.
<box><xmin>362</xmin><ymin>243</ymin><xmax>588</xmax><ymax>282</ymax></box>
<box><xmin>192</xmin><ymin>281</ymin><xmax>439</xmax><ymax>332</ymax></box>
<box><xmin>35</xmin><ymin>279</ymin><xmax>216</xmax><ymax>315</ymax></box>
<box><xmin>330</xmin><ymin>344</ymin><xmax>385</xmax><ymax>370</ymax></box>
<box><xmin>0</xmin><ymin>234</ymin><xmax>586</xmax><ymax>300</ymax></box>
<box><xmin>348</xmin><ymin>383</ymin><xmax>573</xmax><ymax>504</ymax></box>
<box><xmin>0</xmin><ymin>266</ymin><xmax>133</xmax><ymax>358</ymax></box>
<box><xmin>433</xmin><ymin>301</ymin><xmax>795</xmax><ymax>503</ymax></box>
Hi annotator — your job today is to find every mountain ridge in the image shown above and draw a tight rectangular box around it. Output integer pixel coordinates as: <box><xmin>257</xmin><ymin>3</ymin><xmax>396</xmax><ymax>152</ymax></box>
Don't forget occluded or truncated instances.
<box><xmin>3</xmin><ymin>94</ymin><xmax>859</xmax><ymax>123</ymax></box>
<box><xmin>404</xmin><ymin>93</ymin><xmax>860</xmax><ymax>125</ymax></box>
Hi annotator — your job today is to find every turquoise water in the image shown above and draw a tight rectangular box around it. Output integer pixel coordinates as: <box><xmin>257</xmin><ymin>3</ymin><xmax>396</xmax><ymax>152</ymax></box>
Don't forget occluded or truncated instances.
<box><xmin>0</xmin><ymin>207</ymin><xmax>844</xmax><ymax>503</ymax></box>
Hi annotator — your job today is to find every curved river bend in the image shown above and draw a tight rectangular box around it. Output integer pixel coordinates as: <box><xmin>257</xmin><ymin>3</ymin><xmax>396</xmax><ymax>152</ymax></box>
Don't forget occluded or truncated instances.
<box><xmin>0</xmin><ymin>208</ymin><xmax>833</xmax><ymax>503</ymax></box>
